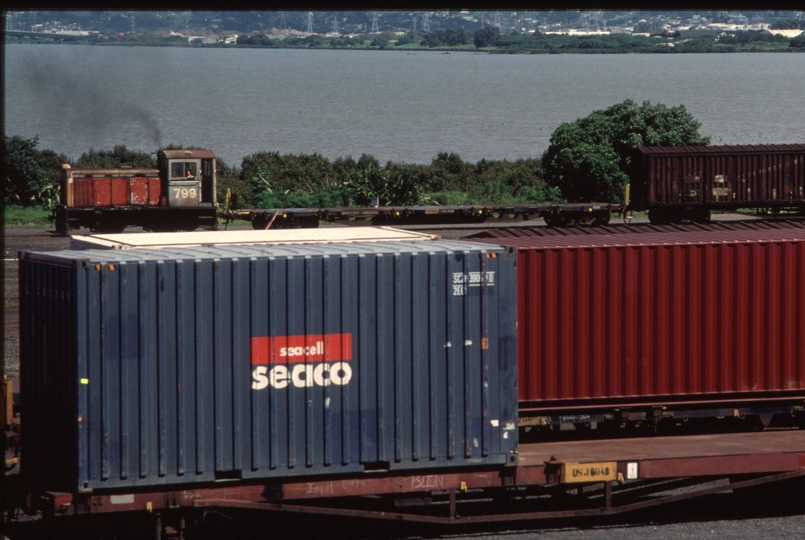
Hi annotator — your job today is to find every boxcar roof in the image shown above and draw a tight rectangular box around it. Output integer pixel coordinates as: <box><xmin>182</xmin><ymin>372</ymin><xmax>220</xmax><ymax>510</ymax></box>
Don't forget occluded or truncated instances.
<box><xmin>636</xmin><ymin>144</ymin><xmax>805</xmax><ymax>156</ymax></box>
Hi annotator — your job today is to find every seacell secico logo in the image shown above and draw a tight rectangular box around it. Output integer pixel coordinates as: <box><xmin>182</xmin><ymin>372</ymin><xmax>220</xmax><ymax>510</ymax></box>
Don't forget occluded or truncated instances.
<box><xmin>251</xmin><ymin>333</ymin><xmax>353</xmax><ymax>390</ymax></box>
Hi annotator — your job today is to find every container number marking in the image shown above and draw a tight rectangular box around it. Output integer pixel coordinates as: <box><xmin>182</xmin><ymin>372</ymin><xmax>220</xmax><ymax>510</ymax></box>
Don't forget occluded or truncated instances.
<box><xmin>561</xmin><ymin>462</ymin><xmax>618</xmax><ymax>483</ymax></box>
<box><xmin>452</xmin><ymin>271</ymin><xmax>495</xmax><ymax>296</ymax></box>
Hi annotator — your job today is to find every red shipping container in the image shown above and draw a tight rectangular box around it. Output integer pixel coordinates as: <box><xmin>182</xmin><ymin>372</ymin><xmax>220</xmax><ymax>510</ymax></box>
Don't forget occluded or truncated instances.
<box><xmin>471</xmin><ymin>229</ymin><xmax>805</xmax><ymax>411</ymax></box>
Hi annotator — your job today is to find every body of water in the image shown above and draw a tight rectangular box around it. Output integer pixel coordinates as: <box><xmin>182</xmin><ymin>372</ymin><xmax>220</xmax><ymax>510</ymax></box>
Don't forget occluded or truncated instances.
<box><xmin>5</xmin><ymin>44</ymin><xmax>804</xmax><ymax>166</ymax></box>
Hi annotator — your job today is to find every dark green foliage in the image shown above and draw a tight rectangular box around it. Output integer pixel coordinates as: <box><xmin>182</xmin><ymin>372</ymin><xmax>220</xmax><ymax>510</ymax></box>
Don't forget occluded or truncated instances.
<box><xmin>236</xmin><ymin>33</ymin><xmax>284</xmax><ymax>47</ymax></box>
<box><xmin>344</xmin><ymin>167</ymin><xmax>426</xmax><ymax>207</ymax></box>
<box><xmin>395</xmin><ymin>32</ymin><xmax>417</xmax><ymax>46</ymax></box>
<box><xmin>473</xmin><ymin>27</ymin><xmax>500</xmax><ymax>48</ymax></box>
<box><xmin>216</xmin><ymin>158</ymin><xmax>252</xmax><ymax>209</ymax></box>
<box><xmin>542</xmin><ymin>100</ymin><xmax>710</xmax><ymax>203</ymax></box>
<box><xmin>370</xmin><ymin>36</ymin><xmax>390</xmax><ymax>49</ymax></box>
<box><xmin>3</xmin><ymin>135</ymin><xmax>66</xmax><ymax>207</ymax></box>
<box><xmin>242</xmin><ymin>151</ymin><xmax>340</xmax><ymax>196</ymax></box>
<box><xmin>790</xmin><ymin>33</ymin><xmax>805</xmax><ymax>48</ymax></box>
<box><xmin>6</xmin><ymin>135</ymin><xmax>561</xmax><ymax>211</ymax></box>
<box><xmin>419</xmin><ymin>28</ymin><xmax>471</xmax><ymax>47</ymax></box>
<box><xmin>75</xmin><ymin>145</ymin><xmax>156</xmax><ymax>168</ymax></box>
<box><xmin>717</xmin><ymin>30</ymin><xmax>789</xmax><ymax>45</ymax></box>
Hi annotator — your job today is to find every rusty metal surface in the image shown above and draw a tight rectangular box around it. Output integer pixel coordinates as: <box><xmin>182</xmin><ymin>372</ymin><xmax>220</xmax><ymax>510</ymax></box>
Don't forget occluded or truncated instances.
<box><xmin>517</xmin><ymin>431</ymin><xmax>805</xmax><ymax>465</ymax></box>
<box><xmin>35</xmin><ymin>431</ymin><xmax>805</xmax><ymax>518</ymax></box>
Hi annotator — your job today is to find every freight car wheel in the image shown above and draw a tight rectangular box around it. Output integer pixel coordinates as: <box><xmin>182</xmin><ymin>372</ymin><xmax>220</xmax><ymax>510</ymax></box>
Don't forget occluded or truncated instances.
<box><xmin>179</xmin><ymin>218</ymin><xmax>199</xmax><ymax>232</ymax></box>
<box><xmin>252</xmin><ymin>216</ymin><xmax>271</xmax><ymax>229</ymax></box>
<box><xmin>648</xmin><ymin>208</ymin><xmax>669</xmax><ymax>225</ymax></box>
<box><xmin>92</xmin><ymin>222</ymin><xmax>126</xmax><ymax>234</ymax></box>
<box><xmin>694</xmin><ymin>208</ymin><xmax>712</xmax><ymax>224</ymax></box>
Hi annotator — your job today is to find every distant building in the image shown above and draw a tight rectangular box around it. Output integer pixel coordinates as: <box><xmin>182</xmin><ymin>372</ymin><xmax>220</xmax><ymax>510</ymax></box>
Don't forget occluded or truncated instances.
<box><xmin>768</xmin><ymin>28</ymin><xmax>805</xmax><ymax>38</ymax></box>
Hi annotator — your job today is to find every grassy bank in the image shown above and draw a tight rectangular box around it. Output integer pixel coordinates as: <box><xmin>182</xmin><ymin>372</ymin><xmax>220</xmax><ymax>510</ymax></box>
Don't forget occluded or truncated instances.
<box><xmin>4</xmin><ymin>206</ymin><xmax>53</xmax><ymax>228</ymax></box>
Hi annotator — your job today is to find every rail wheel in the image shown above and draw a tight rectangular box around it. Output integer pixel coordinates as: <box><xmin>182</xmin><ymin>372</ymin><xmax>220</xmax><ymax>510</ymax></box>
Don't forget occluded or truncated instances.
<box><xmin>648</xmin><ymin>208</ymin><xmax>669</xmax><ymax>225</ymax></box>
<box><xmin>694</xmin><ymin>208</ymin><xmax>712</xmax><ymax>224</ymax></box>
<box><xmin>92</xmin><ymin>221</ymin><xmax>126</xmax><ymax>234</ymax></box>
<box><xmin>179</xmin><ymin>217</ymin><xmax>199</xmax><ymax>232</ymax></box>
<box><xmin>252</xmin><ymin>215</ymin><xmax>271</xmax><ymax>229</ymax></box>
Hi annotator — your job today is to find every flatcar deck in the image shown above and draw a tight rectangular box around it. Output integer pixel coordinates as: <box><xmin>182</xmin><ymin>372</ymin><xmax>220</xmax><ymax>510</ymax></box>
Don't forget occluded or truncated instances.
<box><xmin>29</xmin><ymin>431</ymin><xmax>805</xmax><ymax>525</ymax></box>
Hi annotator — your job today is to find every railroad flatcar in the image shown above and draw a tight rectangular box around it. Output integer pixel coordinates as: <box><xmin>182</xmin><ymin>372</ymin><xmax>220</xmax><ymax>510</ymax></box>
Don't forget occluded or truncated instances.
<box><xmin>7</xmin><ymin>226</ymin><xmax>805</xmax><ymax>538</ymax></box>
<box><xmin>630</xmin><ymin>144</ymin><xmax>805</xmax><ymax>224</ymax></box>
<box><xmin>55</xmin><ymin>149</ymin><xmax>218</xmax><ymax>234</ymax></box>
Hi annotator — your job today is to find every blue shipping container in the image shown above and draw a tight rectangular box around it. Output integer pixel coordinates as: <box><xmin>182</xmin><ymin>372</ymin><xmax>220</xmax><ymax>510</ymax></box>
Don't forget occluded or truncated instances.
<box><xmin>20</xmin><ymin>240</ymin><xmax>518</xmax><ymax>492</ymax></box>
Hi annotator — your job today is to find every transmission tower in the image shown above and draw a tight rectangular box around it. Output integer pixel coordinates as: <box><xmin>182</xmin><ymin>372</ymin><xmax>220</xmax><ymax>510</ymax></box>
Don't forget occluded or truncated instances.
<box><xmin>130</xmin><ymin>13</ymin><xmax>136</xmax><ymax>34</ymax></box>
<box><xmin>307</xmin><ymin>12</ymin><xmax>314</xmax><ymax>34</ymax></box>
<box><xmin>279</xmin><ymin>12</ymin><xmax>287</xmax><ymax>31</ymax></box>
<box><xmin>371</xmin><ymin>12</ymin><xmax>379</xmax><ymax>34</ymax></box>
<box><xmin>494</xmin><ymin>11</ymin><xmax>501</xmax><ymax>29</ymax></box>
<box><xmin>422</xmin><ymin>12</ymin><xmax>431</xmax><ymax>33</ymax></box>
<box><xmin>332</xmin><ymin>17</ymin><xmax>338</xmax><ymax>35</ymax></box>
<box><xmin>580</xmin><ymin>12</ymin><xmax>591</xmax><ymax>32</ymax></box>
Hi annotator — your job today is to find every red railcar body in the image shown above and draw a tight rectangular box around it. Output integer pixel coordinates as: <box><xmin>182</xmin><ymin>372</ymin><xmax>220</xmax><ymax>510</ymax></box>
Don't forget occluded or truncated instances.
<box><xmin>471</xmin><ymin>228</ymin><xmax>805</xmax><ymax>413</ymax></box>
<box><xmin>631</xmin><ymin>144</ymin><xmax>805</xmax><ymax>222</ymax></box>
<box><xmin>65</xmin><ymin>168</ymin><xmax>162</xmax><ymax>208</ymax></box>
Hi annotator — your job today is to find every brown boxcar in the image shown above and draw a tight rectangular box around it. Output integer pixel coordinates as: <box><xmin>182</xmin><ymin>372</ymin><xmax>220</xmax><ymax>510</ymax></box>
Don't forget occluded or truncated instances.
<box><xmin>631</xmin><ymin>144</ymin><xmax>805</xmax><ymax>224</ymax></box>
<box><xmin>470</xmin><ymin>228</ymin><xmax>805</xmax><ymax>416</ymax></box>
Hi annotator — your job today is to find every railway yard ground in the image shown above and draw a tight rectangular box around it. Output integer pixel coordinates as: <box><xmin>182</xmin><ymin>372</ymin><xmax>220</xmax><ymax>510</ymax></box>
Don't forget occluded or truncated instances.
<box><xmin>4</xmin><ymin>216</ymin><xmax>805</xmax><ymax>540</ymax></box>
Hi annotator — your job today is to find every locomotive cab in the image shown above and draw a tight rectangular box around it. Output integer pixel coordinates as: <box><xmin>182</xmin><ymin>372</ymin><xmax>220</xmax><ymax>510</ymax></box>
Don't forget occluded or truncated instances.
<box><xmin>157</xmin><ymin>149</ymin><xmax>217</xmax><ymax>208</ymax></box>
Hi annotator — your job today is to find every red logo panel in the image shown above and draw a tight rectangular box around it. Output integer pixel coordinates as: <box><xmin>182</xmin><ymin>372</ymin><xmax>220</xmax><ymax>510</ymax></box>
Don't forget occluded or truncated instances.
<box><xmin>251</xmin><ymin>333</ymin><xmax>353</xmax><ymax>365</ymax></box>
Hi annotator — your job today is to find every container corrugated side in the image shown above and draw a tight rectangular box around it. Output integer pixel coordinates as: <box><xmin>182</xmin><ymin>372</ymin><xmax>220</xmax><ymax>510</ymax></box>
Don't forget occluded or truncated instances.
<box><xmin>19</xmin><ymin>240</ymin><xmax>518</xmax><ymax>493</ymax></box>
<box><xmin>470</xmin><ymin>232</ymin><xmax>805</xmax><ymax>409</ymax></box>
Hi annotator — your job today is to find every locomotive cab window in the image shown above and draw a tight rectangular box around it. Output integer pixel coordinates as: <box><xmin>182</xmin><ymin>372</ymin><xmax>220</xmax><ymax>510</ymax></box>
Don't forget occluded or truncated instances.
<box><xmin>170</xmin><ymin>161</ymin><xmax>199</xmax><ymax>180</ymax></box>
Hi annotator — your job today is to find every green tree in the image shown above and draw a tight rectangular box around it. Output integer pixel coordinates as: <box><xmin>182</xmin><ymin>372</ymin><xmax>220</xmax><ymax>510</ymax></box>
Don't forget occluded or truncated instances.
<box><xmin>395</xmin><ymin>32</ymin><xmax>416</xmax><ymax>46</ymax></box>
<box><xmin>542</xmin><ymin>100</ymin><xmax>710</xmax><ymax>203</ymax></box>
<box><xmin>75</xmin><ymin>145</ymin><xmax>156</xmax><ymax>168</ymax></box>
<box><xmin>473</xmin><ymin>27</ymin><xmax>500</xmax><ymax>48</ymax></box>
<box><xmin>3</xmin><ymin>135</ymin><xmax>66</xmax><ymax>207</ymax></box>
<box><xmin>370</xmin><ymin>36</ymin><xmax>390</xmax><ymax>49</ymax></box>
<box><xmin>216</xmin><ymin>157</ymin><xmax>252</xmax><ymax>209</ymax></box>
<box><xmin>344</xmin><ymin>166</ymin><xmax>426</xmax><ymax>206</ymax></box>
<box><xmin>791</xmin><ymin>33</ymin><xmax>805</xmax><ymax>49</ymax></box>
